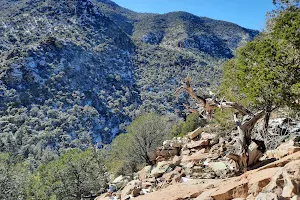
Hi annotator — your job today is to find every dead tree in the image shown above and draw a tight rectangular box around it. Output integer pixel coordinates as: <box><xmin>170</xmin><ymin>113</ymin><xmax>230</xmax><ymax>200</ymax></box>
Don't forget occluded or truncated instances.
<box><xmin>175</xmin><ymin>75</ymin><xmax>266</xmax><ymax>171</ymax></box>
<box><xmin>175</xmin><ymin>75</ymin><xmax>220</xmax><ymax>119</ymax></box>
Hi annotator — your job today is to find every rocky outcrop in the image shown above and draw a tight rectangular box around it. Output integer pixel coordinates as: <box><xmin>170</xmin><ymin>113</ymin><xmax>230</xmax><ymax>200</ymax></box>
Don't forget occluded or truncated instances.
<box><xmin>130</xmin><ymin>151</ymin><xmax>300</xmax><ymax>200</ymax></box>
<box><xmin>96</xmin><ymin>129</ymin><xmax>300</xmax><ymax>200</ymax></box>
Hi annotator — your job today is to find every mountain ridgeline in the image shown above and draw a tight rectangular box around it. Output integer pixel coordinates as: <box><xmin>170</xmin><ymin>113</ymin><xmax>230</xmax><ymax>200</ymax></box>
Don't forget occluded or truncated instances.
<box><xmin>0</xmin><ymin>0</ymin><xmax>258</xmax><ymax>157</ymax></box>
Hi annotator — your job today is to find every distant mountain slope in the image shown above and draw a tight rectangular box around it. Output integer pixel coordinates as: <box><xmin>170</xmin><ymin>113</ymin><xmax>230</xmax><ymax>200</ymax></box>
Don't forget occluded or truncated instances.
<box><xmin>0</xmin><ymin>0</ymin><xmax>258</xmax><ymax>159</ymax></box>
<box><xmin>94</xmin><ymin>1</ymin><xmax>258</xmax><ymax>115</ymax></box>
<box><xmin>95</xmin><ymin>2</ymin><xmax>258</xmax><ymax>57</ymax></box>
<box><xmin>0</xmin><ymin>0</ymin><xmax>140</xmax><ymax>150</ymax></box>
<box><xmin>132</xmin><ymin>11</ymin><xmax>258</xmax><ymax>58</ymax></box>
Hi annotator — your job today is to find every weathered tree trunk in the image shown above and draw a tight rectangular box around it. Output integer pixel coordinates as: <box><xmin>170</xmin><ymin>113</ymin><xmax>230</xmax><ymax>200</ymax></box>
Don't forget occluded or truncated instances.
<box><xmin>264</xmin><ymin>105</ymin><xmax>272</xmax><ymax>130</ymax></box>
<box><xmin>228</xmin><ymin>110</ymin><xmax>265</xmax><ymax>171</ymax></box>
<box><xmin>176</xmin><ymin>75</ymin><xmax>267</xmax><ymax>171</ymax></box>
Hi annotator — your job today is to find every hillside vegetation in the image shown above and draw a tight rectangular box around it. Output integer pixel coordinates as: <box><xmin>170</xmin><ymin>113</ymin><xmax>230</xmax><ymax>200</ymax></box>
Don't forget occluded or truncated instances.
<box><xmin>3</xmin><ymin>0</ymin><xmax>298</xmax><ymax>199</ymax></box>
<box><xmin>0</xmin><ymin>0</ymin><xmax>257</xmax><ymax>154</ymax></box>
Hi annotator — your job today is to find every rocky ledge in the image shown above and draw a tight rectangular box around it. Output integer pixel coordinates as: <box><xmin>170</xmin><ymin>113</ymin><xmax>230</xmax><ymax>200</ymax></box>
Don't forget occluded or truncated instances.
<box><xmin>96</xmin><ymin>119</ymin><xmax>300</xmax><ymax>200</ymax></box>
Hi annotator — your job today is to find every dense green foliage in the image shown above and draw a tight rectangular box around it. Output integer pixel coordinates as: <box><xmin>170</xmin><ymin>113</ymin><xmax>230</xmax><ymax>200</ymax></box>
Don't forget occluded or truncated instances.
<box><xmin>221</xmin><ymin>5</ymin><xmax>300</xmax><ymax>120</ymax></box>
<box><xmin>0</xmin><ymin>104</ymin><xmax>102</xmax><ymax>166</ymax></box>
<box><xmin>0</xmin><ymin>113</ymin><xmax>173</xmax><ymax>199</ymax></box>
<box><xmin>26</xmin><ymin>148</ymin><xmax>106</xmax><ymax>200</ymax></box>
<box><xmin>0</xmin><ymin>153</ymin><xmax>30</xmax><ymax>200</ymax></box>
<box><xmin>171</xmin><ymin>113</ymin><xmax>206</xmax><ymax>137</ymax></box>
<box><xmin>0</xmin><ymin>0</ymin><xmax>257</xmax><ymax>154</ymax></box>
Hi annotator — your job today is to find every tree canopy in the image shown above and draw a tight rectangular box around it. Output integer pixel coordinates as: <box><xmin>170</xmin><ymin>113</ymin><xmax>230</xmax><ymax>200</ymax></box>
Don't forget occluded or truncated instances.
<box><xmin>220</xmin><ymin>5</ymin><xmax>300</xmax><ymax>127</ymax></box>
<box><xmin>26</xmin><ymin>148</ymin><xmax>106</xmax><ymax>200</ymax></box>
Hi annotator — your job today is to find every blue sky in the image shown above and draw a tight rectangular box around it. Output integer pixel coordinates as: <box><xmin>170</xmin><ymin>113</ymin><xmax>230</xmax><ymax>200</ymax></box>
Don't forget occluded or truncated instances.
<box><xmin>112</xmin><ymin>0</ymin><xmax>276</xmax><ymax>30</ymax></box>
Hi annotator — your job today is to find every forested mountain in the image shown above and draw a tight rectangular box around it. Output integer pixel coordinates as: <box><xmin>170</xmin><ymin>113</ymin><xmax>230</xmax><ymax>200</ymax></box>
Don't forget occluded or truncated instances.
<box><xmin>0</xmin><ymin>0</ymin><xmax>258</xmax><ymax>160</ymax></box>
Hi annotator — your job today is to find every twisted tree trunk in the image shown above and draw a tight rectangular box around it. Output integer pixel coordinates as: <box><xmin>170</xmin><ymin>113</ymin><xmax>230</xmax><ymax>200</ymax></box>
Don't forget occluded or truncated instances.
<box><xmin>228</xmin><ymin>110</ymin><xmax>265</xmax><ymax>171</ymax></box>
<box><xmin>176</xmin><ymin>75</ymin><xmax>267</xmax><ymax>171</ymax></box>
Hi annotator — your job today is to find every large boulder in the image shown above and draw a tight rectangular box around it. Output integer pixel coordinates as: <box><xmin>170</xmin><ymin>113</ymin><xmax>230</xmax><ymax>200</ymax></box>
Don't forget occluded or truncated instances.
<box><xmin>208</xmin><ymin>162</ymin><xmax>228</xmax><ymax>172</ymax></box>
<box><xmin>263</xmin><ymin>160</ymin><xmax>300</xmax><ymax>198</ymax></box>
<box><xmin>112</xmin><ymin>175</ymin><xmax>131</xmax><ymax>189</ymax></box>
<box><xmin>201</xmin><ymin>132</ymin><xmax>219</xmax><ymax>145</ymax></box>
<box><xmin>138</xmin><ymin>165</ymin><xmax>152</xmax><ymax>181</ymax></box>
<box><xmin>121</xmin><ymin>180</ymin><xmax>142</xmax><ymax>200</ymax></box>
<box><xmin>151</xmin><ymin>161</ymin><xmax>173</xmax><ymax>178</ymax></box>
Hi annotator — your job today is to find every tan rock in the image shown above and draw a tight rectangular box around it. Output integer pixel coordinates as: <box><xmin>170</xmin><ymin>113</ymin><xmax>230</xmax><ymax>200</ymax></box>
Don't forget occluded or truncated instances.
<box><xmin>94</xmin><ymin>193</ymin><xmax>111</xmax><ymax>200</ymax></box>
<box><xmin>144</xmin><ymin>177</ymin><xmax>156</xmax><ymax>183</ymax></box>
<box><xmin>291</xmin><ymin>195</ymin><xmax>300</xmax><ymax>200</ymax></box>
<box><xmin>187</xmin><ymin>127</ymin><xmax>202</xmax><ymax>139</ymax></box>
<box><xmin>210</xmin><ymin>178</ymin><xmax>249</xmax><ymax>200</ymax></box>
<box><xmin>267</xmin><ymin>138</ymin><xmax>300</xmax><ymax>159</ymax></box>
<box><xmin>205</xmin><ymin>167</ymin><xmax>280</xmax><ymax>199</ymax></box>
<box><xmin>141</xmin><ymin>182</ymin><xmax>152</xmax><ymax>188</ymax></box>
<box><xmin>134</xmin><ymin>148</ymin><xmax>300</xmax><ymax>200</ymax></box>
<box><xmin>186</xmin><ymin>140</ymin><xmax>209</xmax><ymax>149</ymax></box>
<box><xmin>171</xmin><ymin>140</ymin><xmax>185</xmax><ymax>148</ymax></box>
<box><xmin>174</xmin><ymin>166</ymin><xmax>182</xmax><ymax>173</ymax></box>
<box><xmin>112</xmin><ymin>175</ymin><xmax>130</xmax><ymax>189</ymax></box>
<box><xmin>282</xmin><ymin>185</ymin><xmax>293</xmax><ymax>198</ymax></box>
<box><xmin>163</xmin><ymin>139</ymin><xmax>183</xmax><ymax>148</ymax></box>
<box><xmin>195</xmin><ymin>188</ymin><xmax>218</xmax><ymax>200</ymax></box>
<box><xmin>256</xmin><ymin>151</ymin><xmax>300</xmax><ymax>171</ymax></box>
<box><xmin>263</xmin><ymin>160</ymin><xmax>300</xmax><ymax>197</ymax></box>
<box><xmin>181</xmin><ymin>152</ymin><xmax>210</xmax><ymax>163</ymax></box>
<box><xmin>208</xmin><ymin>162</ymin><xmax>228</xmax><ymax>172</ymax></box>
<box><xmin>151</xmin><ymin>161</ymin><xmax>171</xmax><ymax>178</ymax></box>
<box><xmin>255</xmin><ymin>193</ymin><xmax>278</xmax><ymax>200</ymax></box>
<box><xmin>172</xmin><ymin>155</ymin><xmax>181</xmax><ymax>165</ymax></box>
<box><xmin>138</xmin><ymin>165</ymin><xmax>152</xmax><ymax>181</ymax></box>
<box><xmin>201</xmin><ymin>132</ymin><xmax>219</xmax><ymax>145</ymax></box>
<box><xmin>246</xmin><ymin>194</ymin><xmax>255</xmax><ymax>200</ymax></box>
<box><xmin>155</xmin><ymin>156</ymin><xmax>165</xmax><ymax>162</ymax></box>
<box><xmin>247</xmin><ymin>167</ymin><xmax>281</xmax><ymax>196</ymax></box>
<box><xmin>181</xmin><ymin>149</ymin><xmax>190</xmax><ymax>155</ymax></box>
<box><xmin>289</xmin><ymin>147</ymin><xmax>300</xmax><ymax>155</ymax></box>
<box><xmin>103</xmin><ymin>192</ymin><xmax>112</xmax><ymax>197</ymax></box>
<box><xmin>94</xmin><ymin>196</ymin><xmax>110</xmax><ymax>200</ymax></box>
<box><xmin>157</xmin><ymin>148</ymin><xmax>179</xmax><ymax>158</ymax></box>
<box><xmin>131</xmin><ymin>188</ymin><xmax>141</xmax><ymax>197</ymax></box>
<box><xmin>121</xmin><ymin>180</ymin><xmax>141</xmax><ymax>200</ymax></box>
<box><xmin>162</xmin><ymin>170</ymin><xmax>181</xmax><ymax>183</ymax></box>
<box><xmin>188</xmin><ymin>161</ymin><xmax>196</xmax><ymax>168</ymax></box>
<box><xmin>135</xmin><ymin>179</ymin><xmax>222</xmax><ymax>200</ymax></box>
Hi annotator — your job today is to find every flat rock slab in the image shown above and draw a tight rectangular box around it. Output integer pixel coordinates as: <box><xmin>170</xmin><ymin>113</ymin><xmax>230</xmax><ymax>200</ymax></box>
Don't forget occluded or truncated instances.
<box><xmin>135</xmin><ymin>179</ymin><xmax>222</xmax><ymax>200</ymax></box>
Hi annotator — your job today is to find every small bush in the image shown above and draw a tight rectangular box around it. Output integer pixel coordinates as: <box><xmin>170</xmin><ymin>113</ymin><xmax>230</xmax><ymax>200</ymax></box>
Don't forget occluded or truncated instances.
<box><xmin>104</xmin><ymin>113</ymin><xmax>173</xmax><ymax>176</ymax></box>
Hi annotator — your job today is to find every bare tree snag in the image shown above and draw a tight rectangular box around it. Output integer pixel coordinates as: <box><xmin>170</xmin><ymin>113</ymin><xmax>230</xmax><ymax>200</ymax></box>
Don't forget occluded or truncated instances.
<box><xmin>219</xmin><ymin>102</ymin><xmax>252</xmax><ymax>116</ymax></box>
<box><xmin>175</xmin><ymin>75</ymin><xmax>219</xmax><ymax>119</ymax></box>
<box><xmin>228</xmin><ymin>110</ymin><xmax>266</xmax><ymax>171</ymax></box>
<box><xmin>175</xmin><ymin>75</ymin><xmax>267</xmax><ymax>171</ymax></box>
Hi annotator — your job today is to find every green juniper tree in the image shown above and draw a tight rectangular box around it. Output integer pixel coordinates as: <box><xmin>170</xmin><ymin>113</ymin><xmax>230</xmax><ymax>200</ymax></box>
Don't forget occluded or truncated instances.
<box><xmin>26</xmin><ymin>148</ymin><xmax>107</xmax><ymax>200</ymax></box>
<box><xmin>221</xmin><ymin>4</ymin><xmax>300</xmax><ymax>129</ymax></box>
